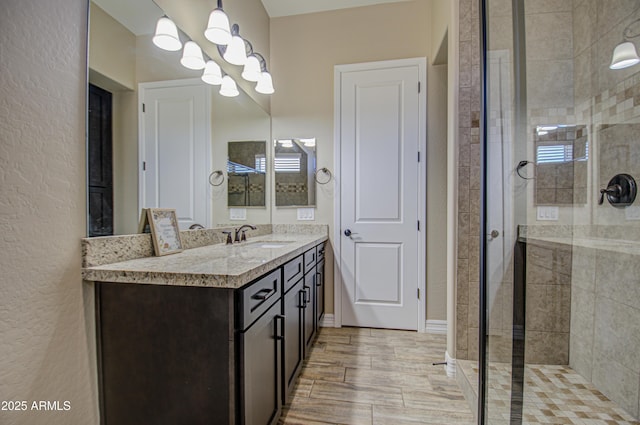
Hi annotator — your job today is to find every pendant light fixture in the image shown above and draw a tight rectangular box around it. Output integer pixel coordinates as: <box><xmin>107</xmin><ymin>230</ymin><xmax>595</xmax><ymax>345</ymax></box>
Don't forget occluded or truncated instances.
<box><xmin>219</xmin><ymin>75</ymin><xmax>240</xmax><ymax>97</ymax></box>
<box><xmin>610</xmin><ymin>18</ymin><xmax>640</xmax><ymax>70</ymax></box>
<box><xmin>180</xmin><ymin>41</ymin><xmax>206</xmax><ymax>70</ymax></box>
<box><xmin>152</xmin><ymin>17</ymin><xmax>182</xmax><ymax>51</ymax></box>
<box><xmin>204</xmin><ymin>0</ymin><xmax>231</xmax><ymax>46</ymax></box>
<box><xmin>201</xmin><ymin>60</ymin><xmax>223</xmax><ymax>85</ymax></box>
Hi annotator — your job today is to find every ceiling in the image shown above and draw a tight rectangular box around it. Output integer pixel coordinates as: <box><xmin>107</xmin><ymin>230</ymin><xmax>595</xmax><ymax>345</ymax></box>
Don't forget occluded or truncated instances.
<box><xmin>261</xmin><ymin>0</ymin><xmax>413</xmax><ymax>18</ymax></box>
<box><xmin>92</xmin><ymin>0</ymin><xmax>413</xmax><ymax>35</ymax></box>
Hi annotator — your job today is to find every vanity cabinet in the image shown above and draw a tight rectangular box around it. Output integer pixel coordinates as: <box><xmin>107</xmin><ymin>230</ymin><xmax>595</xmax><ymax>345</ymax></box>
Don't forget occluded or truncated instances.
<box><xmin>95</xmin><ymin>241</ymin><xmax>326</xmax><ymax>425</ymax></box>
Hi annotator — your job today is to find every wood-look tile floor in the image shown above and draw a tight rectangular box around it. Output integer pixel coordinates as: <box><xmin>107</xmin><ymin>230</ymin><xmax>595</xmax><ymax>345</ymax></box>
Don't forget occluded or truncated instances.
<box><xmin>279</xmin><ymin>327</ymin><xmax>475</xmax><ymax>425</ymax></box>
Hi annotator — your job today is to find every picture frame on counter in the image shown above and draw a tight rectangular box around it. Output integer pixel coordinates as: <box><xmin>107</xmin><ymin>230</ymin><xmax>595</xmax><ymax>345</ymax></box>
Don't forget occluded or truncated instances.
<box><xmin>145</xmin><ymin>208</ymin><xmax>183</xmax><ymax>256</ymax></box>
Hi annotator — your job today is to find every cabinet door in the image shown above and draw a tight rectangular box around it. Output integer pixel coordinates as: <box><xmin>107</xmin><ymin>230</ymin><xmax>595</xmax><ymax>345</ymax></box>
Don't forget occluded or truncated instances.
<box><xmin>303</xmin><ymin>267</ymin><xmax>316</xmax><ymax>354</ymax></box>
<box><xmin>242</xmin><ymin>300</ymin><xmax>282</xmax><ymax>425</ymax></box>
<box><xmin>316</xmin><ymin>259</ymin><xmax>325</xmax><ymax>327</ymax></box>
<box><xmin>282</xmin><ymin>279</ymin><xmax>304</xmax><ymax>401</ymax></box>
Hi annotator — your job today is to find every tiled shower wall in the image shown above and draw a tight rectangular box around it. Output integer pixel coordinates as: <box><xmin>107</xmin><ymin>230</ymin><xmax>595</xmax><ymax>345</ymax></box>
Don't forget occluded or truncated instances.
<box><xmin>455</xmin><ymin>0</ymin><xmax>482</xmax><ymax>361</ymax></box>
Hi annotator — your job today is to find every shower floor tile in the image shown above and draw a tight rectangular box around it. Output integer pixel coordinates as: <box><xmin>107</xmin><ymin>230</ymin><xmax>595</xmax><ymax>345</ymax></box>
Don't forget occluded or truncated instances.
<box><xmin>458</xmin><ymin>360</ymin><xmax>640</xmax><ymax>424</ymax></box>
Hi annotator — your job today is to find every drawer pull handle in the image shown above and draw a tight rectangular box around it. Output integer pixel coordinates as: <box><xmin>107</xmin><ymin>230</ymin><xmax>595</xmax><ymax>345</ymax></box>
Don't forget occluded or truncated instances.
<box><xmin>252</xmin><ymin>288</ymin><xmax>276</xmax><ymax>301</ymax></box>
<box><xmin>316</xmin><ymin>272</ymin><xmax>322</xmax><ymax>287</ymax></box>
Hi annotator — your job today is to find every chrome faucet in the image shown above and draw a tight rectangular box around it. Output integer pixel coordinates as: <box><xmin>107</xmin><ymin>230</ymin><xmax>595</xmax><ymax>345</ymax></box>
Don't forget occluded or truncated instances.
<box><xmin>234</xmin><ymin>224</ymin><xmax>257</xmax><ymax>242</ymax></box>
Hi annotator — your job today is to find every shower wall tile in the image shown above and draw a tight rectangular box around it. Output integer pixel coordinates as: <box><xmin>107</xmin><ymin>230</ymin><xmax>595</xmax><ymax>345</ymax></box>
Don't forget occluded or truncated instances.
<box><xmin>525</xmin><ymin>0</ymin><xmax>573</xmax><ymax>14</ymax></box>
<box><xmin>570</xmin><ymin>286</ymin><xmax>595</xmax><ymax>381</ymax></box>
<box><xmin>595</xmin><ymin>250</ymin><xmax>640</xmax><ymax>308</ymax></box>
<box><xmin>525</xmin><ymin>12</ymin><xmax>574</xmax><ymax>61</ymax></box>
<box><xmin>525</xmin><ymin>331</ymin><xmax>569</xmax><ymax>364</ymax></box>
<box><xmin>526</xmin><ymin>60</ymin><xmax>575</xmax><ymax>109</ymax></box>
<box><xmin>457</xmin><ymin>259</ymin><xmax>469</xmax><ymax>305</ymax></box>
<box><xmin>595</xmin><ymin>0</ymin><xmax>640</xmax><ymax>37</ymax></box>
<box><xmin>593</xmin><ymin>297</ymin><xmax>640</xmax><ymax>418</ymax></box>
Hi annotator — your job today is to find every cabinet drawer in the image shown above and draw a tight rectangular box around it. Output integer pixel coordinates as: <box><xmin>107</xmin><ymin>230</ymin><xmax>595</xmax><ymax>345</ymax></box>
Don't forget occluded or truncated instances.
<box><xmin>316</xmin><ymin>243</ymin><xmax>325</xmax><ymax>263</ymax></box>
<box><xmin>238</xmin><ymin>269</ymin><xmax>281</xmax><ymax>330</ymax></box>
<box><xmin>303</xmin><ymin>248</ymin><xmax>316</xmax><ymax>274</ymax></box>
<box><xmin>283</xmin><ymin>255</ymin><xmax>304</xmax><ymax>293</ymax></box>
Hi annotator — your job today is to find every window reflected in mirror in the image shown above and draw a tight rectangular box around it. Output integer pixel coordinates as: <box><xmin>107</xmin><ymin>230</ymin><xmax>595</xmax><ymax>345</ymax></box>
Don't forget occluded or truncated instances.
<box><xmin>274</xmin><ymin>138</ymin><xmax>317</xmax><ymax>207</ymax></box>
<box><xmin>534</xmin><ymin>125</ymin><xmax>588</xmax><ymax>205</ymax></box>
<box><xmin>228</xmin><ymin>141</ymin><xmax>267</xmax><ymax>207</ymax></box>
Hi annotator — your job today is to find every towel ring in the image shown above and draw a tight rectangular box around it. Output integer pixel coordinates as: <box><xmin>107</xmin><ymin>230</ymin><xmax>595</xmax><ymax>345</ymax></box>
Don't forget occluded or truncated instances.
<box><xmin>209</xmin><ymin>170</ymin><xmax>225</xmax><ymax>186</ymax></box>
<box><xmin>314</xmin><ymin>167</ymin><xmax>332</xmax><ymax>185</ymax></box>
<box><xmin>516</xmin><ymin>160</ymin><xmax>535</xmax><ymax>180</ymax></box>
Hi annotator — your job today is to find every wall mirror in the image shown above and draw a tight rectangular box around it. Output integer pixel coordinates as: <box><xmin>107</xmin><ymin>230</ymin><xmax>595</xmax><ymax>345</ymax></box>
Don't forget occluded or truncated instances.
<box><xmin>86</xmin><ymin>0</ymin><xmax>271</xmax><ymax>236</ymax></box>
<box><xmin>534</xmin><ymin>125</ymin><xmax>588</xmax><ymax>205</ymax></box>
<box><xmin>274</xmin><ymin>138</ymin><xmax>317</xmax><ymax>207</ymax></box>
<box><xmin>227</xmin><ymin>141</ymin><xmax>267</xmax><ymax>207</ymax></box>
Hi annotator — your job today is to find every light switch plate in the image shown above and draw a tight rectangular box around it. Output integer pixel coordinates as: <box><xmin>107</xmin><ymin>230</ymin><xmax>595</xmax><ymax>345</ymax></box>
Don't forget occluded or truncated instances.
<box><xmin>536</xmin><ymin>206</ymin><xmax>559</xmax><ymax>221</ymax></box>
<box><xmin>297</xmin><ymin>208</ymin><xmax>315</xmax><ymax>221</ymax></box>
<box><xmin>229</xmin><ymin>208</ymin><xmax>247</xmax><ymax>220</ymax></box>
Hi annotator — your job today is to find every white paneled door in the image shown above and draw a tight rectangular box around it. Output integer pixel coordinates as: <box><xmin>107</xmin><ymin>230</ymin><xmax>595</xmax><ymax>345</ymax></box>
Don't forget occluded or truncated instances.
<box><xmin>139</xmin><ymin>80</ymin><xmax>211</xmax><ymax>230</ymax></box>
<box><xmin>337</xmin><ymin>59</ymin><xmax>425</xmax><ymax>330</ymax></box>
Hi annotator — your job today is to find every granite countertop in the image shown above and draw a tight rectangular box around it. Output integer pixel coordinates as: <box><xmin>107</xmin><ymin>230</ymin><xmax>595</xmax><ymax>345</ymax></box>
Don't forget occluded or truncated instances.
<box><xmin>522</xmin><ymin>234</ymin><xmax>640</xmax><ymax>256</ymax></box>
<box><xmin>82</xmin><ymin>233</ymin><xmax>327</xmax><ymax>289</ymax></box>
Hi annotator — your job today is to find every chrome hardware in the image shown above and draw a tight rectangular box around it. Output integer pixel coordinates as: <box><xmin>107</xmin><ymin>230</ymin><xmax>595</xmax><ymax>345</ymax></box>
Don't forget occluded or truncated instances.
<box><xmin>488</xmin><ymin>230</ymin><xmax>500</xmax><ymax>241</ymax></box>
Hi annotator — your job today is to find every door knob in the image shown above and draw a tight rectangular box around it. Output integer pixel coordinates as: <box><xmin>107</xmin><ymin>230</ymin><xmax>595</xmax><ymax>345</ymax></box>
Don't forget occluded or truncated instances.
<box><xmin>487</xmin><ymin>230</ymin><xmax>499</xmax><ymax>241</ymax></box>
<box><xmin>344</xmin><ymin>229</ymin><xmax>358</xmax><ymax>238</ymax></box>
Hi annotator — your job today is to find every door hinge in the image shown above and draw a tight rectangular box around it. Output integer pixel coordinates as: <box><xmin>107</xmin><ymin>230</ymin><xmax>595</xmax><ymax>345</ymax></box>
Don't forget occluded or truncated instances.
<box><xmin>418</xmin><ymin>151</ymin><xmax>421</xmax><ymax>162</ymax></box>
<box><xmin>142</xmin><ymin>161</ymin><xmax>146</xmax><ymax>171</ymax></box>
<box><xmin>417</xmin><ymin>288</ymin><xmax>420</xmax><ymax>299</ymax></box>
<box><xmin>418</xmin><ymin>81</ymin><xmax>421</xmax><ymax>93</ymax></box>
<box><xmin>417</xmin><ymin>220</ymin><xmax>421</xmax><ymax>231</ymax></box>
<box><xmin>142</xmin><ymin>103</ymin><xmax>146</xmax><ymax>113</ymax></box>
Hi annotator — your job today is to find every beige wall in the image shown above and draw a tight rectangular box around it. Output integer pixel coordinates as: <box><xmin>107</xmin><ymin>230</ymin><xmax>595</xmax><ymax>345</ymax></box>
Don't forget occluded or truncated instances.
<box><xmin>0</xmin><ymin>1</ymin><xmax>100</xmax><ymax>425</ymax></box>
<box><xmin>270</xmin><ymin>0</ymin><xmax>449</xmax><ymax>320</ymax></box>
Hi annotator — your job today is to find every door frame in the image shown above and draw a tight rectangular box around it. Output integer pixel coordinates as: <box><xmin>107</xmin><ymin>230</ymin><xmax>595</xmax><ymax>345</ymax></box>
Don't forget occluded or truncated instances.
<box><xmin>138</xmin><ymin>78</ymin><xmax>212</xmax><ymax>228</ymax></box>
<box><xmin>333</xmin><ymin>58</ymin><xmax>428</xmax><ymax>332</ymax></box>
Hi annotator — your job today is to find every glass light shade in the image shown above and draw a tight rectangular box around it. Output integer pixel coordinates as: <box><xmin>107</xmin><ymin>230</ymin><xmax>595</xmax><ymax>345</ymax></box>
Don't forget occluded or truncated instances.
<box><xmin>223</xmin><ymin>35</ymin><xmax>247</xmax><ymax>65</ymax></box>
<box><xmin>610</xmin><ymin>41</ymin><xmax>640</xmax><ymax>70</ymax></box>
<box><xmin>180</xmin><ymin>41</ymin><xmax>206</xmax><ymax>70</ymax></box>
<box><xmin>219</xmin><ymin>75</ymin><xmax>239</xmax><ymax>97</ymax></box>
<box><xmin>204</xmin><ymin>8</ymin><xmax>231</xmax><ymax>46</ymax></box>
<box><xmin>201</xmin><ymin>60</ymin><xmax>223</xmax><ymax>85</ymax></box>
<box><xmin>241</xmin><ymin>55</ymin><xmax>261</xmax><ymax>82</ymax></box>
<box><xmin>152</xmin><ymin>17</ymin><xmax>182</xmax><ymax>51</ymax></box>
<box><xmin>255</xmin><ymin>71</ymin><xmax>274</xmax><ymax>94</ymax></box>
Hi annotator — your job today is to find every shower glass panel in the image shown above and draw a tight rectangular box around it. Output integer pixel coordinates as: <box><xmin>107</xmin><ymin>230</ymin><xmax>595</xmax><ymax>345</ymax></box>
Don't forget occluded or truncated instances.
<box><xmin>481</xmin><ymin>0</ymin><xmax>640</xmax><ymax>424</ymax></box>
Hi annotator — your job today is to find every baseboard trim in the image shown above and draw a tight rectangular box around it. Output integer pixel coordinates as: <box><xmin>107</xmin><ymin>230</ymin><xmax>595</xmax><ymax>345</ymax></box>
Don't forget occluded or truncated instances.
<box><xmin>445</xmin><ymin>350</ymin><xmax>457</xmax><ymax>377</ymax></box>
<box><xmin>319</xmin><ymin>314</ymin><xmax>335</xmax><ymax>328</ymax></box>
<box><xmin>425</xmin><ymin>319</ymin><xmax>447</xmax><ymax>334</ymax></box>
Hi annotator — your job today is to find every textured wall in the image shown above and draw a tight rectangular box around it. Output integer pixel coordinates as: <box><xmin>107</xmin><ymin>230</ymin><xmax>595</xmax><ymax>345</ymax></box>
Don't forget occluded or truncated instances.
<box><xmin>0</xmin><ymin>0</ymin><xmax>99</xmax><ymax>424</ymax></box>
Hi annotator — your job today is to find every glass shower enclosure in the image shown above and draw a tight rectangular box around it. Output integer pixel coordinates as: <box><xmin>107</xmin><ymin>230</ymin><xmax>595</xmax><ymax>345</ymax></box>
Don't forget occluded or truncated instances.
<box><xmin>479</xmin><ymin>0</ymin><xmax>640</xmax><ymax>423</ymax></box>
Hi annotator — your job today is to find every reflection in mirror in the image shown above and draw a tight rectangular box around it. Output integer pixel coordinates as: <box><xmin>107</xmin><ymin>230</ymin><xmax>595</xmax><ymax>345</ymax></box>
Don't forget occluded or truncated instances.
<box><xmin>227</xmin><ymin>141</ymin><xmax>267</xmax><ymax>207</ymax></box>
<box><xmin>534</xmin><ymin>125</ymin><xmax>588</xmax><ymax>205</ymax></box>
<box><xmin>87</xmin><ymin>0</ymin><xmax>271</xmax><ymax>235</ymax></box>
<box><xmin>274</xmin><ymin>138</ymin><xmax>317</xmax><ymax>207</ymax></box>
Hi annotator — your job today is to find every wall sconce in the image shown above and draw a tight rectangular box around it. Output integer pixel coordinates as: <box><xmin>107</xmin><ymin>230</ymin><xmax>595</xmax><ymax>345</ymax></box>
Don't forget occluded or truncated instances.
<box><xmin>204</xmin><ymin>0</ymin><xmax>231</xmax><ymax>46</ymax></box>
<box><xmin>180</xmin><ymin>41</ymin><xmax>206</xmax><ymax>70</ymax></box>
<box><xmin>610</xmin><ymin>18</ymin><xmax>640</xmax><ymax>70</ymax></box>
<box><xmin>219</xmin><ymin>75</ymin><xmax>240</xmax><ymax>97</ymax></box>
<box><xmin>152</xmin><ymin>16</ymin><xmax>182</xmax><ymax>51</ymax></box>
<box><xmin>201</xmin><ymin>60</ymin><xmax>223</xmax><ymax>85</ymax></box>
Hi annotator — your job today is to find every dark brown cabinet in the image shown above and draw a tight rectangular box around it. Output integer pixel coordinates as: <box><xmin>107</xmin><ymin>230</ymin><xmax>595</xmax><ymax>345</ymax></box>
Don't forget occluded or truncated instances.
<box><xmin>96</xmin><ymin>242</ymin><xmax>325</xmax><ymax>425</ymax></box>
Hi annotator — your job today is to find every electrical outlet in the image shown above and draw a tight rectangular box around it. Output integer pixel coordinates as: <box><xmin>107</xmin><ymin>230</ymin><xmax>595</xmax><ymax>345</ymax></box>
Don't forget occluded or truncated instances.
<box><xmin>297</xmin><ymin>208</ymin><xmax>315</xmax><ymax>221</ymax></box>
<box><xmin>229</xmin><ymin>208</ymin><xmax>247</xmax><ymax>220</ymax></box>
<box><xmin>536</xmin><ymin>206</ymin><xmax>559</xmax><ymax>221</ymax></box>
